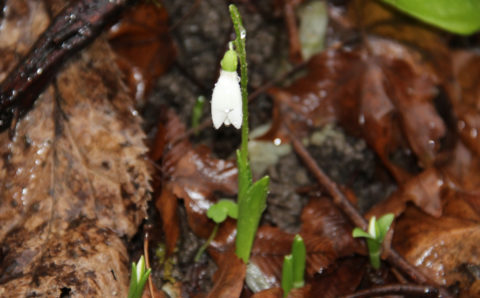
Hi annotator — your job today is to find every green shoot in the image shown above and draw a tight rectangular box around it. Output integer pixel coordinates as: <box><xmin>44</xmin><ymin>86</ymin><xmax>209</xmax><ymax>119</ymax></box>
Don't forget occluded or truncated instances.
<box><xmin>352</xmin><ymin>213</ymin><xmax>394</xmax><ymax>269</ymax></box>
<box><xmin>191</xmin><ymin>95</ymin><xmax>205</xmax><ymax>134</ymax></box>
<box><xmin>195</xmin><ymin>199</ymin><xmax>238</xmax><ymax>262</ymax></box>
<box><xmin>292</xmin><ymin>235</ymin><xmax>306</xmax><ymax>288</ymax></box>
<box><xmin>128</xmin><ymin>255</ymin><xmax>151</xmax><ymax>298</ymax></box>
<box><xmin>282</xmin><ymin>255</ymin><xmax>293</xmax><ymax>297</ymax></box>
<box><xmin>282</xmin><ymin>234</ymin><xmax>307</xmax><ymax>297</ymax></box>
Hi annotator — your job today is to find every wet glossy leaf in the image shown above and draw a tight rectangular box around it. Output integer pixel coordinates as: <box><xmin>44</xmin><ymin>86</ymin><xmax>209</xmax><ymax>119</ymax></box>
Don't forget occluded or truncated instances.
<box><xmin>108</xmin><ymin>2</ymin><xmax>176</xmax><ymax>103</ymax></box>
<box><xmin>393</xmin><ymin>206</ymin><xmax>480</xmax><ymax>296</ymax></box>
<box><xmin>267</xmin><ymin>35</ymin><xmax>445</xmax><ymax>182</ymax></box>
<box><xmin>301</xmin><ymin>198</ymin><xmax>364</xmax><ymax>258</ymax></box>
<box><xmin>207</xmin><ymin>250</ymin><xmax>246</xmax><ymax>298</ymax></box>
<box><xmin>156</xmin><ymin>110</ymin><xmax>238</xmax><ymax>239</ymax></box>
<box><xmin>0</xmin><ymin>1</ymin><xmax>150</xmax><ymax>296</ymax></box>
<box><xmin>308</xmin><ymin>258</ymin><xmax>365</xmax><ymax>297</ymax></box>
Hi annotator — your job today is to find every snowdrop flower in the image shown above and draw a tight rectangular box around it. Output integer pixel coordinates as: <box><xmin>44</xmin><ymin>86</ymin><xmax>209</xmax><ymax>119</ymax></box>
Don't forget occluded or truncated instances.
<box><xmin>211</xmin><ymin>48</ymin><xmax>242</xmax><ymax>129</ymax></box>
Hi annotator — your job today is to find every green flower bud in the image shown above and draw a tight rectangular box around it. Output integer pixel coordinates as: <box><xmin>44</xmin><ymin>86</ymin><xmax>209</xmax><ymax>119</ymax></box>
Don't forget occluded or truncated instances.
<box><xmin>220</xmin><ymin>49</ymin><xmax>238</xmax><ymax>72</ymax></box>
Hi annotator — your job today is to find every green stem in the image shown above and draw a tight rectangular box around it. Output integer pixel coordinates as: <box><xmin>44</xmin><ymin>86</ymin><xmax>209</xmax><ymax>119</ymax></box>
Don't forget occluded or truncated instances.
<box><xmin>194</xmin><ymin>224</ymin><xmax>219</xmax><ymax>262</ymax></box>
<box><xmin>229</xmin><ymin>4</ymin><xmax>249</xmax><ymax>162</ymax></box>
<box><xmin>367</xmin><ymin>239</ymin><xmax>381</xmax><ymax>269</ymax></box>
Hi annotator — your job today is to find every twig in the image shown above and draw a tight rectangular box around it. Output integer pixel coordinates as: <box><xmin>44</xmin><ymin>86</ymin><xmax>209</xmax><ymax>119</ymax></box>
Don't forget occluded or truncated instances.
<box><xmin>0</xmin><ymin>0</ymin><xmax>129</xmax><ymax>132</ymax></box>
<box><xmin>144</xmin><ymin>226</ymin><xmax>155</xmax><ymax>298</ymax></box>
<box><xmin>285</xmin><ymin>123</ymin><xmax>452</xmax><ymax>297</ymax></box>
<box><xmin>341</xmin><ymin>284</ymin><xmax>438</xmax><ymax>298</ymax></box>
<box><xmin>286</xmin><ymin>122</ymin><xmax>368</xmax><ymax>230</ymax></box>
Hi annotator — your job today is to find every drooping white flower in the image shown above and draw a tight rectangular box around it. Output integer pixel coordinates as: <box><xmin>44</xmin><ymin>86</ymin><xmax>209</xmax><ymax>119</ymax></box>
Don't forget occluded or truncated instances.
<box><xmin>211</xmin><ymin>46</ymin><xmax>242</xmax><ymax>129</ymax></box>
<box><xmin>211</xmin><ymin>68</ymin><xmax>242</xmax><ymax>129</ymax></box>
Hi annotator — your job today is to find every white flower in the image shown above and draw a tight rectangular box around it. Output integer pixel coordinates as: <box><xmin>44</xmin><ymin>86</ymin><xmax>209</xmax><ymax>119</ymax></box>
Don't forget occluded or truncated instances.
<box><xmin>211</xmin><ymin>70</ymin><xmax>243</xmax><ymax>129</ymax></box>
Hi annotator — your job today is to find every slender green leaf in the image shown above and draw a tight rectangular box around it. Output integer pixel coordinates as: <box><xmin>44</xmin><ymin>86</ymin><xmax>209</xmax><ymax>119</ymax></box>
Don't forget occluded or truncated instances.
<box><xmin>191</xmin><ymin>95</ymin><xmax>205</xmax><ymax>132</ymax></box>
<box><xmin>235</xmin><ymin>175</ymin><xmax>269</xmax><ymax>263</ymax></box>
<box><xmin>127</xmin><ymin>262</ymin><xmax>137</xmax><ymax>298</ymax></box>
<box><xmin>377</xmin><ymin>213</ymin><xmax>395</xmax><ymax>242</ymax></box>
<box><xmin>236</xmin><ymin>149</ymin><xmax>252</xmax><ymax>202</ymax></box>
<box><xmin>381</xmin><ymin>0</ymin><xmax>480</xmax><ymax>35</ymax></box>
<box><xmin>282</xmin><ymin>255</ymin><xmax>294</xmax><ymax>298</ymax></box>
<box><xmin>292</xmin><ymin>234</ymin><xmax>306</xmax><ymax>288</ymax></box>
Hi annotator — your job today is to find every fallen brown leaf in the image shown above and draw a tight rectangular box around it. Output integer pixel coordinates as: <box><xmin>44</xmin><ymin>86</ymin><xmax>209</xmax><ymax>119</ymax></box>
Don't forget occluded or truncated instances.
<box><xmin>393</xmin><ymin>206</ymin><xmax>480</xmax><ymax>297</ymax></box>
<box><xmin>0</xmin><ymin>0</ymin><xmax>150</xmax><ymax>296</ymax></box>
<box><xmin>108</xmin><ymin>2</ymin><xmax>176</xmax><ymax>103</ymax></box>
<box><xmin>308</xmin><ymin>258</ymin><xmax>365</xmax><ymax>298</ymax></box>
<box><xmin>207</xmin><ymin>250</ymin><xmax>246</xmax><ymax>298</ymax></box>
<box><xmin>267</xmin><ymin>35</ymin><xmax>445</xmax><ymax>183</ymax></box>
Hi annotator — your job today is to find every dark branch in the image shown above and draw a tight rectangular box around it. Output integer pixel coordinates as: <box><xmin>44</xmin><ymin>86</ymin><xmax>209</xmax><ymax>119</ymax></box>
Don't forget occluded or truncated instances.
<box><xmin>285</xmin><ymin>122</ymin><xmax>452</xmax><ymax>298</ymax></box>
<box><xmin>0</xmin><ymin>0</ymin><xmax>130</xmax><ymax>132</ymax></box>
<box><xmin>341</xmin><ymin>284</ymin><xmax>439</xmax><ymax>298</ymax></box>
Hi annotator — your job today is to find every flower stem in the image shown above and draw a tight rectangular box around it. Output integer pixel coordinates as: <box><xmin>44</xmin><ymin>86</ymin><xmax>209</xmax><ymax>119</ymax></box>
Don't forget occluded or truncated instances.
<box><xmin>229</xmin><ymin>4</ymin><xmax>249</xmax><ymax>162</ymax></box>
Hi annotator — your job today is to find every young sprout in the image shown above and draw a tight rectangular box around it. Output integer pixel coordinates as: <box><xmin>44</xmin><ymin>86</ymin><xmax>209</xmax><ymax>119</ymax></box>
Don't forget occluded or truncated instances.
<box><xmin>282</xmin><ymin>234</ymin><xmax>307</xmax><ymax>297</ymax></box>
<box><xmin>128</xmin><ymin>255</ymin><xmax>151</xmax><ymax>298</ymax></box>
<box><xmin>352</xmin><ymin>213</ymin><xmax>395</xmax><ymax>269</ymax></box>
<box><xmin>195</xmin><ymin>200</ymin><xmax>238</xmax><ymax>262</ymax></box>
<box><xmin>191</xmin><ymin>95</ymin><xmax>205</xmax><ymax>133</ymax></box>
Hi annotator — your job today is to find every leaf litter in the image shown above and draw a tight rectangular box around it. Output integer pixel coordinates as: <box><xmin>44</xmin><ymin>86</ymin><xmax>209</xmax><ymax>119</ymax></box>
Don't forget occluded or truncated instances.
<box><xmin>2</xmin><ymin>0</ymin><xmax>480</xmax><ymax>297</ymax></box>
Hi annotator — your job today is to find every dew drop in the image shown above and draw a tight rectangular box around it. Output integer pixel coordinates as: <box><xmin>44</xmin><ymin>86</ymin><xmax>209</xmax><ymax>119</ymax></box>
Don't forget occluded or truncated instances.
<box><xmin>273</xmin><ymin>138</ymin><xmax>281</xmax><ymax>146</ymax></box>
<box><xmin>240</xmin><ymin>28</ymin><xmax>246</xmax><ymax>39</ymax></box>
<box><xmin>36</xmin><ymin>68</ymin><xmax>43</xmax><ymax>75</ymax></box>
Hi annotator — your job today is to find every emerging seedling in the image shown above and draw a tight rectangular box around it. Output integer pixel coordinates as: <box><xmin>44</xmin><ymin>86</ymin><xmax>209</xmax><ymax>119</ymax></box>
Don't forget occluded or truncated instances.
<box><xmin>191</xmin><ymin>95</ymin><xmax>205</xmax><ymax>134</ymax></box>
<box><xmin>128</xmin><ymin>255</ymin><xmax>151</xmax><ymax>298</ymax></box>
<box><xmin>352</xmin><ymin>213</ymin><xmax>394</xmax><ymax>269</ymax></box>
<box><xmin>208</xmin><ymin>4</ymin><xmax>269</xmax><ymax>264</ymax></box>
<box><xmin>195</xmin><ymin>199</ymin><xmax>238</xmax><ymax>261</ymax></box>
<box><xmin>281</xmin><ymin>234</ymin><xmax>306</xmax><ymax>297</ymax></box>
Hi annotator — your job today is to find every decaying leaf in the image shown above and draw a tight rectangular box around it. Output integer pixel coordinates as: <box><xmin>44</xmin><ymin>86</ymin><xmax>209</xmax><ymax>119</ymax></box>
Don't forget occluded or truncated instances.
<box><xmin>153</xmin><ymin>109</ymin><xmax>237</xmax><ymax>249</ymax></box>
<box><xmin>0</xmin><ymin>0</ymin><xmax>150</xmax><ymax>296</ymax></box>
<box><xmin>268</xmin><ymin>35</ymin><xmax>445</xmax><ymax>183</ymax></box>
<box><xmin>108</xmin><ymin>2</ymin><xmax>176</xmax><ymax>104</ymax></box>
<box><xmin>207</xmin><ymin>250</ymin><xmax>246</xmax><ymax>298</ymax></box>
<box><xmin>308</xmin><ymin>258</ymin><xmax>365</xmax><ymax>298</ymax></box>
<box><xmin>393</xmin><ymin>206</ymin><xmax>480</xmax><ymax>297</ymax></box>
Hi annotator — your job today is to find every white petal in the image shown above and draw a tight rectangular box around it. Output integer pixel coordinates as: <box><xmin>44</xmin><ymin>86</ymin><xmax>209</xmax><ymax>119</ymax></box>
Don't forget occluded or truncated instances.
<box><xmin>211</xmin><ymin>70</ymin><xmax>243</xmax><ymax>129</ymax></box>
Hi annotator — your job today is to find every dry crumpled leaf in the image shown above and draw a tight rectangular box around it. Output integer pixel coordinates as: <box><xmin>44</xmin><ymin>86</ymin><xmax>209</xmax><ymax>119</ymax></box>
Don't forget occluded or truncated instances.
<box><xmin>0</xmin><ymin>0</ymin><xmax>150</xmax><ymax>296</ymax></box>
<box><xmin>308</xmin><ymin>258</ymin><xmax>365</xmax><ymax>298</ymax></box>
<box><xmin>153</xmin><ymin>109</ymin><xmax>237</xmax><ymax>250</ymax></box>
<box><xmin>108</xmin><ymin>2</ymin><xmax>176</xmax><ymax>104</ymax></box>
<box><xmin>268</xmin><ymin>35</ymin><xmax>445</xmax><ymax>183</ymax></box>
<box><xmin>393</xmin><ymin>206</ymin><xmax>480</xmax><ymax>297</ymax></box>
<box><xmin>245</xmin><ymin>197</ymin><xmax>363</xmax><ymax>288</ymax></box>
<box><xmin>207</xmin><ymin>250</ymin><xmax>246</xmax><ymax>298</ymax></box>
<box><xmin>368</xmin><ymin>167</ymin><xmax>445</xmax><ymax>218</ymax></box>
<box><xmin>447</xmin><ymin>51</ymin><xmax>480</xmax><ymax>157</ymax></box>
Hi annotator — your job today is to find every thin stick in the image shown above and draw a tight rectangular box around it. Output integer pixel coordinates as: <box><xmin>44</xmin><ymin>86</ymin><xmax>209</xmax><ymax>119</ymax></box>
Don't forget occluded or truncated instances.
<box><xmin>0</xmin><ymin>0</ymin><xmax>128</xmax><ymax>132</ymax></box>
<box><xmin>286</xmin><ymin>123</ymin><xmax>452</xmax><ymax>297</ymax></box>
<box><xmin>341</xmin><ymin>284</ymin><xmax>438</xmax><ymax>298</ymax></box>
<box><xmin>144</xmin><ymin>232</ymin><xmax>155</xmax><ymax>298</ymax></box>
